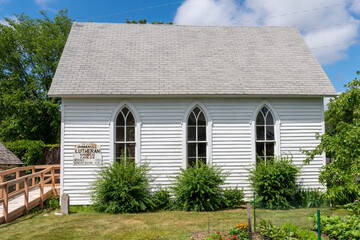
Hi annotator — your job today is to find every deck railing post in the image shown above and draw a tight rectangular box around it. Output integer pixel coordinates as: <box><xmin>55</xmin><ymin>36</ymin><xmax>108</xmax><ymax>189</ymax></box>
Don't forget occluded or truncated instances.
<box><xmin>24</xmin><ymin>177</ymin><xmax>29</xmax><ymax>215</ymax></box>
<box><xmin>16</xmin><ymin>170</ymin><xmax>20</xmax><ymax>191</ymax></box>
<box><xmin>51</xmin><ymin>167</ymin><xmax>56</xmax><ymax>195</ymax></box>
<box><xmin>40</xmin><ymin>172</ymin><xmax>44</xmax><ymax>209</ymax></box>
<box><xmin>3</xmin><ymin>184</ymin><xmax>8</xmax><ymax>223</ymax></box>
<box><xmin>32</xmin><ymin>167</ymin><xmax>35</xmax><ymax>186</ymax></box>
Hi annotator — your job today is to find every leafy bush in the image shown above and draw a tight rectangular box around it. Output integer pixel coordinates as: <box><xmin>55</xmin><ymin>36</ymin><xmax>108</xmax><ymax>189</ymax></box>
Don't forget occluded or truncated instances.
<box><xmin>293</xmin><ymin>188</ymin><xmax>327</xmax><ymax>208</ymax></box>
<box><xmin>259</xmin><ymin>220</ymin><xmax>287</xmax><ymax>239</ymax></box>
<box><xmin>4</xmin><ymin>140</ymin><xmax>45</xmax><ymax>165</ymax></box>
<box><xmin>29</xmin><ymin>196</ymin><xmax>59</xmax><ymax>214</ymax></box>
<box><xmin>259</xmin><ymin>220</ymin><xmax>324</xmax><ymax>240</ymax></box>
<box><xmin>249</xmin><ymin>156</ymin><xmax>300</xmax><ymax>209</ymax></box>
<box><xmin>222</xmin><ymin>187</ymin><xmax>245</xmax><ymax>209</ymax></box>
<box><xmin>311</xmin><ymin>214</ymin><xmax>360</xmax><ymax>239</ymax></box>
<box><xmin>172</xmin><ymin>162</ymin><xmax>227</xmax><ymax>211</ymax></box>
<box><xmin>153</xmin><ymin>188</ymin><xmax>172</xmax><ymax>210</ymax></box>
<box><xmin>320</xmin><ymin>176</ymin><xmax>360</xmax><ymax>205</ymax></box>
<box><xmin>344</xmin><ymin>200</ymin><xmax>360</xmax><ymax>216</ymax></box>
<box><xmin>91</xmin><ymin>159</ymin><xmax>154</xmax><ymax>213</ymax></box>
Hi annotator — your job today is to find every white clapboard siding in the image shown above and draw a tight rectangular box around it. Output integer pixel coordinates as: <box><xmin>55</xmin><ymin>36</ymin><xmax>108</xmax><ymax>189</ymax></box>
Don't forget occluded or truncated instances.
<box><xmin>61</xmin><ymin>97</ymin><xmax>325</xmax><ymax>205</ymax></box>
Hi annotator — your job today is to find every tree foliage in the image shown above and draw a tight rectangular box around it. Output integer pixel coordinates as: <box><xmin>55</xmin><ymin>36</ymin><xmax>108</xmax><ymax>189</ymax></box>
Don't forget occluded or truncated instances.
<box><xmin>0</xmin><ymin>10</ymin><xmax>72</xmax><ymax>143</ymax></box>
<box><xmin>126</xmin><ymin>18</ymin><xmax>173</xmax><ymax>25</ymax></box>
<box><xmin>305</xmin><ymin>73</ymin><xmax>360</xmax><ymax>204</ymax></box>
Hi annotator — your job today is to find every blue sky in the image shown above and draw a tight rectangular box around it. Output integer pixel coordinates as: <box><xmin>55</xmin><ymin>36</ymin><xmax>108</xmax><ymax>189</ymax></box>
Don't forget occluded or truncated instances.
<box><xmin>1</xmin><ymin>0</ymin><xmax>359</xmax><ymax>93</ymax></box>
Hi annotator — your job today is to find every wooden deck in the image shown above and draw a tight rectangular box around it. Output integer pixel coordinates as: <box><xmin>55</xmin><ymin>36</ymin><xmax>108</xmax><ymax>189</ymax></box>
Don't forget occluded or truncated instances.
<box><xmin>0</xmin><ymin>165</ymin><xmax>60</xmax><ymax>223</ymax></box>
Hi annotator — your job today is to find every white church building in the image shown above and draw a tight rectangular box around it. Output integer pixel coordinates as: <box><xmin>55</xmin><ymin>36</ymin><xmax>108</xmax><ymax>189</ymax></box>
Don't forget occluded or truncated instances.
<box><xmin>49</xmin><ymin>22</ymin><xmax>336</xmax><ymax>205</ymax></box>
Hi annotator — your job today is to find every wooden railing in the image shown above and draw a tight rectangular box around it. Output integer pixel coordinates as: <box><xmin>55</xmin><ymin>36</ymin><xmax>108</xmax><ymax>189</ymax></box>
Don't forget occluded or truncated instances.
<box><xmin>0</xmin><ymin>165</ymin><xmax>60</xmax><ymax>223</ymax></box>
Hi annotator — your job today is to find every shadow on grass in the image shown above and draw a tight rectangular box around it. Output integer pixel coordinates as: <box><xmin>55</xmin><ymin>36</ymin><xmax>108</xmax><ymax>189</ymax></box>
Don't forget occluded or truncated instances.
<box><xmin>0</xmin><ymin>207</ymin><xmax>57</xmax><ymax>230</ymax></box>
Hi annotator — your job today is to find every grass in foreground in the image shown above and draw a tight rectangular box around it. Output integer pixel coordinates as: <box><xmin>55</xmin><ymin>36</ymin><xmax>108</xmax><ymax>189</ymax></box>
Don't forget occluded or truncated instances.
<box><xmin>0</xmin><ymin>206</ymin><xmax>344</xmax><ymax>240</ymax></box>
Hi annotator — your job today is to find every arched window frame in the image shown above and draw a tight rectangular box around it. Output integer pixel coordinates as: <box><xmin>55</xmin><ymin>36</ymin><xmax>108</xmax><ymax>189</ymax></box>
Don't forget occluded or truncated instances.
<box><xmin>110</xmin><ymin>101</ymin><xmax>141</xmax><ymax>164</ymax></box>
<box><xmin>182</xmin><ymin>101</ymin><xmax>212</xmax><ymax>169</ymax></box>
<box><xmin>251</xmin><ymin>101</ymin><xmax>281</xmax><ymax>164</ymax></box>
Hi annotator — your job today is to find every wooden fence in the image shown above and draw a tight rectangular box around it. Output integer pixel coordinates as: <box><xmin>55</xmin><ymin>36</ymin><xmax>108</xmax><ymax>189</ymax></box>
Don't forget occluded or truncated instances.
<box><xmin>0</xmin><ymin>165</ymin><xmax>60</xmax><ymax>223</ymax></box>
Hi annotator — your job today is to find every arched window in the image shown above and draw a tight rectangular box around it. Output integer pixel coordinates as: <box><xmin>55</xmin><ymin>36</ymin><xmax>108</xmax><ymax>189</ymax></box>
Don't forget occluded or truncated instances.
<box><xmin>187</xmin><ymin>107</ymin><xmax>207</xmax><ymax>167</ymax></box>
<box><xmin>256</xmin><ymin>106</ymin><xmax>275</xmax><ymax>164</ymax></box>
<box><xmin>115</xmin><ymin>107</ymin><xmax>135</xmax><ymax>162</ymax></box>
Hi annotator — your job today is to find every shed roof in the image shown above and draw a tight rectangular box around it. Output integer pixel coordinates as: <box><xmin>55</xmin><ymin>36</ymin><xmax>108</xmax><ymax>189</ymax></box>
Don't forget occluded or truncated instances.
<box><xmin>0</xmin><ymin>142</ymin><xmax>23</xmax><ymax>165</ymax></box>
<box><xmin>48</xmin><ymin>22</ymin><xmax>336</xmax><ymax>97</ymax></box>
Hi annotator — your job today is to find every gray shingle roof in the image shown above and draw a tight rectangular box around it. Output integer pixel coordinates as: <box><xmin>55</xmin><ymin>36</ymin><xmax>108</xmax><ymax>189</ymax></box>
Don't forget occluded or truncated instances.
<box><xmin>0</xmin><ymin>142</ymin><xmax>23</xmax><ymax>165</ymax></box>
<box><xmin>48</xmin><ymin>22</ymin><xmax>336</xmax><ymax>97</ymax></box>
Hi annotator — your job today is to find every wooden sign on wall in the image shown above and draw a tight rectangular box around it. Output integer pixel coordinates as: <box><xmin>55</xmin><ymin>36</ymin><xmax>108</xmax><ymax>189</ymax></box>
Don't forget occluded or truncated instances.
<box><xmin>73</xmin><ymin>143</ymin><xmax>103</xmax><ymax>165</ymax></box>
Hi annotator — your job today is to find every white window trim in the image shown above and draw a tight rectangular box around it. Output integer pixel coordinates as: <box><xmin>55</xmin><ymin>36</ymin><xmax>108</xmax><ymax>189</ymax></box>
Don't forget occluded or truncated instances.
<box><xmin>182</xmin><ymin>101</ymin><xmax>213</xmax><ymax>169</ymax></box>
<box><xmin>110</xmin><ymin>100</ymin><xmax>141</xmax><ymax>164</ymax></box>
<box><xmin>251</xmin><ymin>101</ymin><xmax>281</xmax><ymax>164</ymax></box>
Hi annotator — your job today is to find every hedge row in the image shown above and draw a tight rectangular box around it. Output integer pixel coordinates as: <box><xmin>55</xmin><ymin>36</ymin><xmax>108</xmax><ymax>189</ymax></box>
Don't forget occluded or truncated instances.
<box><xmin>4</xmin><ymin>140</ymin><xmax>59</xmax><ymax>166</ymax></box>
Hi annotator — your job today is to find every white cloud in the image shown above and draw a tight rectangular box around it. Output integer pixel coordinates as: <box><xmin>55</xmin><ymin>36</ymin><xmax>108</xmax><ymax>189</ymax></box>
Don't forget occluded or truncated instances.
<box><xmin>35</xmin><ymin>0</ymin><xmax>56</xmax><ymax>12</ymax></box>
<box><xmin>350</xmin><ymin>0</ymin><xmax>360</xmax><ymax>14</ymax></box>
<box><xmin>35</xmin><ymin>0</ymin><xmax>51</xmax><ymax>5</ymax></box>
<box><xmin>174</xmin><ymin>0</ymin><xmax>360</xmax><ymax>65</ymax></box>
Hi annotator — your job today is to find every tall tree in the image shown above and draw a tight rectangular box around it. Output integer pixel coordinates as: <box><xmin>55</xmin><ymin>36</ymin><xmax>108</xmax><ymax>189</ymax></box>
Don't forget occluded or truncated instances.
<box><xmin>305</xmin><ymin>72</ymin><xmax>360</xmax><ymax>204</ymax></box>
<box><xmin>0</xmin><ymin>10</ymin><xmax>72</xmax><ymax>143</ymax></box>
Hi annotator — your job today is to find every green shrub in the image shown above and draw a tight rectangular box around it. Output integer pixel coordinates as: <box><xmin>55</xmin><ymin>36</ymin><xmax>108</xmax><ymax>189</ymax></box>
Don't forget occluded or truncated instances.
<box><xmin>311</xmin><ymin>214</ymin><xmax>360</xmax><ymax>239</ymax></box>
<box><xmin>259</xmin><ymin>220</ymin><xmax>325</xmax><ymax>240</ymax></box>
<box><xmin>91</xmin><ymin>159</ymin><xmax>154</xmax><ymax>213</ymax></box>
<box><xmin>293</xmin><ymin>188</ymin><xmax>327</xmax><ymax>208</ymax></box>
<box><xmin>44</xmin><ymin>196</ymin><xmax>59</xmax><ymax>209</ymax></box>
<box><xmin>259</xmin><ymin>220</ymin><xmax>287</xmax><ymax>239</ymax></box>
<box><xmin>172</xmin><ymin>162</ymin><xmax>227</xmax><ymax>211</ymax></box>
<box><xmin>222</xmin><ymin>187</ymin><xmax>245</xmax><ymax>209</ymax></box>
<box><xmin>29</xmin><ymin>196</ymin><xmax>59</xmax><ymax>214</ymax></box>
<box><xmin>323</xmin><ymin>182</ymin><xmax>360</xmax><ymax>205</ymax></box>
<box><xmin>344</xmin><ymin>200</ymin><xmax>360</xmax><ymax>216</ymax></box>
<box><xmin>249</xmin><ymin>156</ymin><xmax>300</xmax><ymax>209</ymax></box>
<box><xmin>153</xmin><ymin>188</ymin><xmax>172</xmax><ymax>210</ymax></box>
<box><xmin>4</xmin><ymin>140</ymin><xmax>45</xmax><ymax>165</ymax></box>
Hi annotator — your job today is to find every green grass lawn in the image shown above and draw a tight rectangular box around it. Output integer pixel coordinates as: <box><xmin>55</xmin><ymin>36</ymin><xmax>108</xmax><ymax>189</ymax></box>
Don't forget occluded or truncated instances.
<box><xmin>0</xmin><ymin>206</ymin><xmax>344</xmax><ymax>240</ymax></box>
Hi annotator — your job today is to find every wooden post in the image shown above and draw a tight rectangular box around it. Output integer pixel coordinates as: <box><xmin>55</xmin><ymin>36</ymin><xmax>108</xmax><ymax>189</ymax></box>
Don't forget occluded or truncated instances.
<box><xmin>0</xmin><ymin>175</ymin><xmax>3</xmax><ymax>199</ymax></box>
<box><xmin>51</xmin><ymin>167</ymin><xmax>56</xmax><ymax>195</ymax></box>
<box><xmin>24</xmin><ymin>177</ymin><xmax>29</xmax><ymax>215</ymax></box>
<box><xmin>247</xmin><ymin>203</ymin><xmax>253</xmax><ymax>240</ymax></box>
<box><xmin>16</xmin><ymin>170</ymin><xmax>20</xmax><ymax>191</ymax></box>
<box><xmin>3</xmin><ymin>184</ymin><xmax>8</xmax><ymax>223</ymax></box>
<box><xmin>40</xmin><ymin>172</ymin><xmax>44</xmax><ymax>209</ymax></box>
<box><xmin>32</xmin><ymin>167</ymin><xmax>35</xmax><ymax>186</ymax></box>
